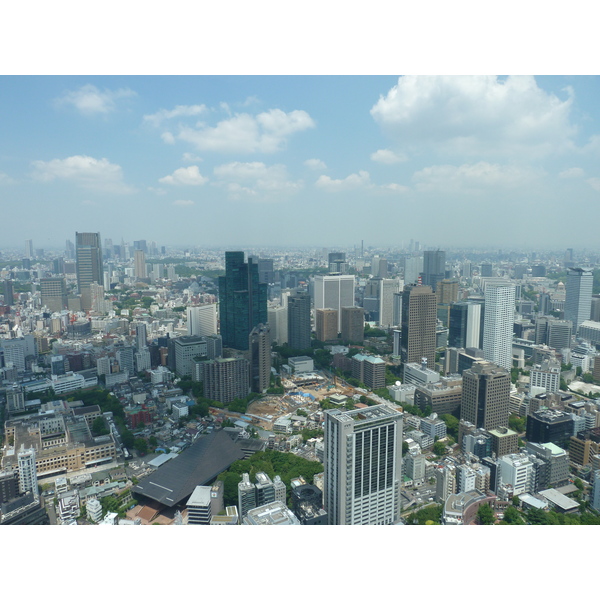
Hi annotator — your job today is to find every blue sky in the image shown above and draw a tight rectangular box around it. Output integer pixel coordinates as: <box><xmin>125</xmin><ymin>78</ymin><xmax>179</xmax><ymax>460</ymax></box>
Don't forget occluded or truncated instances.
<box><xmin>1</xmin><ymin>75</ymin><xmax>600</xmax><ymax>251</ymax></box>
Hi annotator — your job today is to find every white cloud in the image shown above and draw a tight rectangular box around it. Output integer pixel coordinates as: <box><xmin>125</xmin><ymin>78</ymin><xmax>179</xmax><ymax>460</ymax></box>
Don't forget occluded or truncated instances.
<box><xmin>213</xmin><ymin>161</ymin><xmax>302</xmax><ymax>200</ymax></box>
<box><xmin>0</xmin><ymin>171</ymin><xmax>15</xmax><ymax>184</ymax></box>
<box><xmin>371</xmin><ymin>76</ymin><xmax>576</xmax><ymax>158</ymax></box>
<box><xmin>31</xmin><ymin>155</ymin><xmax>135</xmax><ymax>194</ymax></box>
<box><xmin>315</xmin><ymin>170</ymin><xmax>371</xmax><ymax>192</ymax></box>
<box><xmin>182</xmin><ymin>153</ymin><xmax>204</xmax><ymax>162</ymax></box>
<box><xmin>381</xmin><ymin>183</ymin><xmax>409</xmax><ymax>193</ymax></box>
<box><xmin>412</xmin><ymin>162</ymin><xmax>542</xmax><ymax>192</ymax></box>
<box><xmin>159</xmin><ymin>166</ymin><xmax>208</xmax><ymax>186</ymax></box>
<box><xmin>55</xmin><ymin>84</ymin><xmax>136</xmax><ymax>115</ymax></box>
<box><xmin>173</xmin><ymin>200</ymin><xmax>195</xmax><ymax>206</ymax></box>
<box><xmin>143</xmin><ymin>104</ymin><xmax>207</xmax><ymax>127</ymax></box>
<box><xmin>304</xmin><ymin>158</ymin><xmax>327</xmax><ymax>170</ymax></box>
<box><xmin>370</xmin><ymin>149</ymin><xmax>407</xmax><ymax>164</ymax></box>
<box><xmin>587</xmin><ymin>178</ymin><xmax>600</xmax><ymax>192</ymax></box>
<box><xmin>161</xmin><ymin>132</ymin><xmax>176</xmax><ymax>144</ymax></box>
<box><xmin>178</xmin><ymin>108</ymin><xmax>315</xmax><ymax>153</ymax></box>
<box><xmin>559</xmin><ymin>167</ymin><xmax>584</xmax><ymax>178</ymax></box>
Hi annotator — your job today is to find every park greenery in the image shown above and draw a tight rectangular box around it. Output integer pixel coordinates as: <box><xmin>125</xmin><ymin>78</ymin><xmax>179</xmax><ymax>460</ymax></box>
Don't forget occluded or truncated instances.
<box><xmin>405</xmin><ymin>504</ymin><xmax>442</xmax><ymax>525</ymax></box>
<box><xmin>216</xmin><ymin>450</ymin><xmax>324</xmax><ymax>506</ymax></box>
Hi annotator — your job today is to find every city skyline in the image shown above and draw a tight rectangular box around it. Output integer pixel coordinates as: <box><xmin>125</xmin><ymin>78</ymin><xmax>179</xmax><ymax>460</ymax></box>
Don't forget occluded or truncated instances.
<box><xmin>1</xmin><ymin>76</ymin><xmax>600</xmax><ymax>250</ymax></box>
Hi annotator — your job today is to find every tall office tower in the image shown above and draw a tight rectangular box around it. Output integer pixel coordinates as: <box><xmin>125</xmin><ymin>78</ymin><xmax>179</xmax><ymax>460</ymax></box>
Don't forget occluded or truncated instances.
<box><xmin>40</xmin><ymin>278</ymin><xmax>68</xmax><ymax>313</ymax></box>
<box><xmin>591</xmin><ymin>296</ymin><xmax>600</xmax><ymax>322</ymax></box>
<box><xmin>422</xmin><ymin>250</ymin><xmax>446</xmax><ymax>292</ymax></box>
<box><xmin>371</xmin><ymin>256</ymin><xmax>388</xmax><ymax>278</ymax></box>
<box><xmin>461</xmin><ymin>361</ymin><xmax>510</xmax><ymax>431</ymax></box>
<box><xmin>133</xmin><ymin>239</ymin><xmax>148</xmax><ymax>253</ymax></box>
<box><xmin>316</xmin><ymin>309</ymin><xmax>338</xmax><ymax>342</ymax></box>
<box><xmin>65</xmin><ymin>239</ymin><xmax>75</xmax><ymax>259</ymax></box>
<box><xmin>202</xmin><ymin>357</ymin><xmax>250</xmax><ymax>404</ymax></box>
<box><xmin>480</xmin><ymin>263</ymin><xmax>493</xmax><ymax>277</ymax></box>
<box><xmin>25</xmin><ymin>239</ymin><xmax>33</xmax><ymax>259</ymax></box>
<box><xmin>52</xmin><ymin>257</ymin><xmax>65</xmax><ymax>275</ymax></box>
<box><xmin>401</xmin><ymin>284</ymin><xmax>437</xmax><ymax>366</ymax></box>
<box><xmin>324</xmin><ymin>405</ymin><xmax>403</xmax><ymax>525</ymax></box>
<box><xmin>249</xmin><ymin>323</ymin><xmax>271</xmax><ymax>393</ymax></box>
<box><xmin>392</xmin><ymin>328</ymin><xmax>401</xmax><ymax>356</ymax></box>
<box><xmin>328</xmin><ymin>252</ymin><xmax>347</xmax><ymax>274</ymax></box>
<box><xmin>17</xmin><ymin>447</ymin><xmax>38</xmax><ymax>497</ymax></box>
<box><xmin>268</xmin><ymin>305</ymin><xmax>288</xmax><ymax>345</ymax></box>
<box><xmin>3</xmin><ymin>279</ymin><xmax>14</xmax><ymax>306</ymax></box>
<box><xmin>134</xmin><ymin>250</ymin><xmax>146</xmax><ymax>279</ymax></box>
<box><xmin>116</xmin><ymin>345</ymin><xmax>135</xmax><ymax>377</ymax></box>
<box><xmin>287</xmin><ymin>289</ymin><xmax>311</xmax><ymax>350</ymax></box>
<box><xmin>392</xmin><ymin>292</ymin><xmax>402</xmax><ymax>328</ymax></box>
<box><xmin>437</xmin><ymin>279</ymin><xmax>459</xmax><ymax>305</ymax></box>
<box><xmin>449</xmin><ymin>302</ymin><xmax>482</xmax><ymax>349</ymax></box>
<box><xmin>89</xmin><ymin>282</ymin><xmax>107</xmax><ymax>314</ymax></box>
<box><xmin>538</xmin><ymin>292</ymin><xmax>551</xmax><ymax>315</ymax></box>
<box><xmin>340</xmin><ymin>306</ymin><xmax>364</xmax><ymax>344</ymax></box>
<box><xmin>379</xmin><ymin>278</ymin><xmax>403</xmax><ymax>328</ymax></box>
<box><xmin>548</xmin><ymin>319</ymin><xmax>573</xmax><ymax>351</ymax></box>
<box><xmin>187</xmin><ymin>304</ymin><xmax>218</xmax><ymax>337</ymax></box>
<box><xmin>564</xmin><ymin>248</ymin><xmax>574</xmax><ymax>268</ymax></box>
<box><xmin>75</xmin><ymin>232</ymin><xmax>103</xmax><ymax>311</ymax></box>
<box><xmin>482</xmin><ymin>283</ymin><xmax>515</xmax><ymax>370</ymax></box>
<box><xmin>314</xmin><ymin>274</ymin><xmax>355</xmax><ymax>331</ymax></box>
<box><xmin>218</xmin><ymin>252</ymin><xmax>267</xmax><ymax>351</ymax></box>
<box><xmin>404</xmin><ymin>255</ymin><xmax>424</xmax><ymax>285</ymax></box>
<box><xmin>135</xmin><ymin>322</ymin><xmax>147</xmax><ymax>350</ymax></box>
<box><xmin>565</xmin><ymin>267</ymin><xmax>593</xmax><ymax>332</ymax></box>
<box><xmin>257</xmin><ymin>259</ymin><xmax>275</xmax><ymax>284</ymax></box>
<box><xmin>461</xmin><ymin>261</ymin><xmax>472</xmax><ymax>278</ymax></box>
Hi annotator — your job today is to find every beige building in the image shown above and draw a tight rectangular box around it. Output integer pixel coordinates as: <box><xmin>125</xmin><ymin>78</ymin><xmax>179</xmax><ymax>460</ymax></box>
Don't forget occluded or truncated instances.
<box><xmin>488</xmin><ymin>427</ymin><xmax>518</xmax><ymax>457</ymax></box>
<box><xmin>461</xmin><ymin>361</ymin><xmax>510</xmax><ymax>431</ymax></box>
<box><xmin>401</xmin><ymin>284</ymin><xmax>437</xmax><ymax>366</ymax></box>
<box><xmin>315</xmin><ymin>309</ymin><xmax>338</xmax><ymax>343</ymax></box>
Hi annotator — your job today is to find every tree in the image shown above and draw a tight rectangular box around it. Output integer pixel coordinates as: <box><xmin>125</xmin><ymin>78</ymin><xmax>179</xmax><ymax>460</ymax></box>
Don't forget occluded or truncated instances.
<box><xmin>477</xmin><ymin>502</ymin><xmax>495</xmax><ymax>525</ymax></box>
<box><xmin>433</xmin><ymin>441</ymin><xmax>446</xmax><ymax>457</ymax></box>
<box><xmin>91</xmin><ymin>416</ymin><xmax>109</xmax><ymax>436</ymax></box>
<box><xmin>134</xmin><ymin>437</ymin><xmax>148</xmax><ymax>455</ymax></box>
<box><xmin>512</xmin><ymin>495</ymin><xmax>520</xmax><ymax>506</ymax></box>
<box><xmin>402</xmin><ymin>441</ymin><xmax>409</xmax><ymax>454</ymax></box>
<box><xmin>501</xmin><ymin>505</ymin><xmax>523</xmax><ymax>524</ymax></box>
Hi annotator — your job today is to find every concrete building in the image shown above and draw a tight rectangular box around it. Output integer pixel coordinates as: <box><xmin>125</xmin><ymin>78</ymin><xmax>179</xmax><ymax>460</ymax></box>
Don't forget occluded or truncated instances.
<box><xmin>17</xmin><ymin>447</ymin><xmax>38</xmax><ymax>496</ymax></box>
<box><xmin>414</xmin><ymin>381</ymin><xmax>463</xmax><ymax>416</ymax></box>
<box><xmin>461</xmin><ymin>361</ymin><xmax>510</xmax><ymax>431</ymax></box>
<box><xmin>565</xmin><ymin>267</ymin><xmax>593</xmax><ymax>332</ymax></box>
<box><xmin>483</xmin><ymin>283</ymin><xmax>515</xmax><ymax>370</ymax></box>
<box><xmin>340</xmin><ymin>306</ymin><xmax>364</xmax><ymax>344</ymax></box>
<box><xmin>75</xmin><ymin>232</ymin><xmax>103</xmax><ymax>311</ymax></box>
<box><xmin>401</xmin><ymin>284</ymin><xmax>437</xmax><ymax>366</ymax></box>
<box><xmin>324</xmin><ymin>405</ymin><xmax>403</xmax><ymax>525</ymax></box>
<box><xmin>422</xmin><ymin>250</ymin><xmax>446</xmax><ymax>292</ymax></box>
<box><xmin>449</xmin><ymin>301</ymin><xmax>482</xmax><ymax>350</ymax></box>
<box><xmin>498</xmin><ymin>453</ymin><xmax>535</xmax><ymax>495</ymax></box>
<box><xmin>243</xmin><ymin>501</ymin><xmax>300</xmax><ymax>525</ymax></box>
<box><xmin>187</xmin><ymin>304</ymin><xmax>218</xmax><ymax>337</ymax></box>
<box><xmin>530</xmin><ymin>358</ymin><xmax>561</xmax><ymax>393</ymax></box>
<box><xmin>488</xmin><ymin>427</ymin><xmax>518</xmax><ymax>457</ymax></box>
<box><xmin>314</xmin><ymin>274</ymin><xmax>355</xmax><ymax>332</ymax></box>
<box><xmin>316</xmin><ymin>308</ymin><xmax>338</xmax><ymax>343</ymax></box>
<box><xmin>202</xmin><ymin>357</ymin><xmax>250</xmax><ymax>405</ymax></box>
<box><xmin>350</xmin><ymin>354</ymin><xmax>386</xmax><ymax>389</ymax></box>
<box><xmin>525</xmin><ymin>442</ymin><xmax>570</xmax><ymax>489</ymax></box>
<box><xmin>186</xmin><ymin>485</ymin><xmax>212</xmax><ymax>525</ymax></box>
<box><xmin>287</xmin><ymin>289</ymin><xmax>311</xmax><ymax>350</ymax></box>
<box><xmin>40</xmin><ymin>278</ymin><xmax>68</xmax><ymax>313</ymax></box>
<box><xmin>249</xmin><ymin>323</ymin><xmax>271</xmax><ymax>394</ymax></box>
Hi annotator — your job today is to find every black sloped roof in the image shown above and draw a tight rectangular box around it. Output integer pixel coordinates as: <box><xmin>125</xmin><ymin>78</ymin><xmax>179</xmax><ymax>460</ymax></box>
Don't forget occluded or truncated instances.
<box><xmin>133</xmin><ymin>430</ymin><xmax>246</xmax><ymax>508</ymax></box>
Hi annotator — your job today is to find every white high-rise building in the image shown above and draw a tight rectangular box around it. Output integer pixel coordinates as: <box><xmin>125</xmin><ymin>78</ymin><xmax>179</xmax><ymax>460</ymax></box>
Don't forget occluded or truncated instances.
<box><xmin>314</xmin><ymin>274</ymin><xmax>355</xmax><ymax>332</ymax></box>
<box><xmin>530</xmin><ymin>358</ymin><xmax>561</xmax><ymax>393</ymax></box>
<box><xmin>483</xmin><ymin>284</ymin><xmax>515</xmax><ymax>370</ymax></box>
<box><xmin>565</xmin><ymin>267</ymin><xmax>593</xmax><ymax>332</ymax></box>
<box><xmin>324</xmin><ymin>405</ymin><xmax>403</xmax><ymax>525</ymax></box>
<box><xmin>17</xmin><ymin>447</ymin><xmax>38</xmax><ymax>496</ymax></box>
<box><xmin>187</xmin><ymin>304</ymin><xmax>218</xmax><ymax>337</ymax></box>
<box><xmin>404</xmin><ymin>256</ymin><xmax>423</xmax><ymax>285</ymax></box>
<box><xmin>268</xmin><ymin>305</ymin><xmax>288</xmax><ymax>345</ymax></box>
<box><xmin>379</xmin><ymin>278</ymin><xmax>403</xmax><ymax>329</ymax></box>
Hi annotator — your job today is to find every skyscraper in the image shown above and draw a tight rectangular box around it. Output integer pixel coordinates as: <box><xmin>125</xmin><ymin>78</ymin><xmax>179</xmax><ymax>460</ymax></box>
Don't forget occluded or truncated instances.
<box><xmin>134</xmin><ymin>249</ymin><xmax>146</xmax><ymax>279</ymax></box>
<box><xmin>483</xmin><ymin>283</ymin><xmax>515</xmax><ymax>370</ymax></box>
<box><xmin>75</xmin><ymin>232</ymin><xmax>103</xmax><ymax>311</ymax></box>
<box><xmin>25</xmin><ymin>239</ymin><xmax>34</xmax><ymax>259</ymax></box>
<box><xmin>187</xmin><ymin>304</ymin><xmax>218</xmax><ymax>337</ymax></box>
<box><xmin>401</xmin><ymin>284</ymin><xmax>437</xmax><ymax>365</ymax></box>
<box><xmin>422</xmin><ymin>250</ymin><xmax>446</xmax><ymax>292</ymax></box>
<box><xmin>40</xmin><ymin>278</ymin><xmax>68</xmax><ymax>313</ymax></box>
<box><xmin>340</xmin><ymin>306</ymin><xmax>364</xmax><ymax>344</ymax></box>
<box><xmin>218</xmin><ymin>252</ymin><xmax>267</xmax><ymax>351</ymax></box>
<box><xmin>461</xmin><ymin>361</ymin><xmax>510</xmax><ymax>431</ymax></box>
<box><xmin>449</xmin><ymin>301</ymin><xmax>482</xmax><ymax>349</ymax></box>
<box><xmin>249</xmin><ymin>323</ymin><xmax>271</xmax><ymax>393</ymax></box>
<box><xmin>378</xmin><ymin>278</ymin><xmax>403</xmax><ymax>329</ymax></box>
<box><xmin>315</xmin><ymin>308</ymin><xmax>338</xmax><ymax>342</ymax></box>
<box><xmin>324</xmin><ymin>405</ymin><xmax>403</xmax><ymax>525</ymax></box>
<box><xmin>314</xmin><ymin>274</ymin><xmax>355</xmax><ymax>331</ymax></box>
<box><xmin>565</xmin><ymin>267</ymin><xmax>593</xmax><ymax>332</ymax></box>
<box><xmin>287</xmin><ymin>289</ymin><xmax>311</xmax><ymax>350</ymax></box>
<box><xmin>17</xmin><ymin>447</ymin><xmax>38</xmax><ymax>497</ymax></box>
<box><xmin>3</xmin><ymin>279</ymin><xmax>14</xmax><ymax>307</ymax></box>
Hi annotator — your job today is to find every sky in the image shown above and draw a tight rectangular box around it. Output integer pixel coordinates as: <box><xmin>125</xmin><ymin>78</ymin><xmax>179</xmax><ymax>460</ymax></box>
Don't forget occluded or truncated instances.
<box><xmin>1</xmin><ymin>75</ymin><xmax>600</xmax><ymax>252</ymax></box>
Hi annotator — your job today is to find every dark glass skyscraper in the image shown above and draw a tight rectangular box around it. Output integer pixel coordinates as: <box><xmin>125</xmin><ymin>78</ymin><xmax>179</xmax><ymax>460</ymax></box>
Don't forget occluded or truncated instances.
<box><xmin>218</xmin><ymin>252</ymin><xmax>267</xmax><ymax>351</ymax></box>
<box><xmin>422</xmin><ymin>250</ymin><xmax>446</xmax><ymax>292</ymax></box>
<box><xmin>287</xmin><ymin>289</ymin><xmax>312</xmax><ymax>350</ymax></box>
